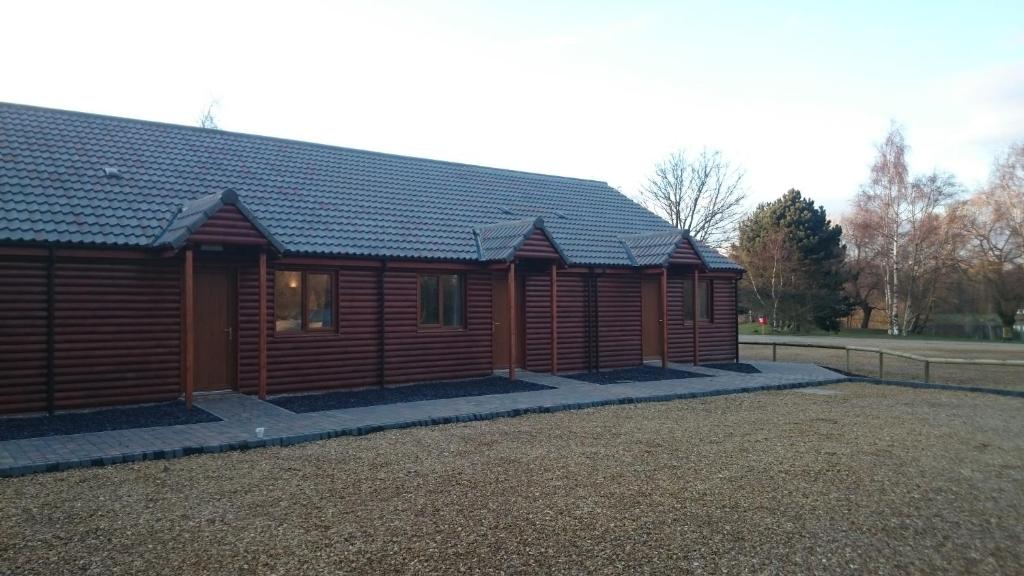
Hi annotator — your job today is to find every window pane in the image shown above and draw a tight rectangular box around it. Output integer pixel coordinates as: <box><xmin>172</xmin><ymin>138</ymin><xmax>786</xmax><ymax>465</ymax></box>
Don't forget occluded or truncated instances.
<box><xmin>275</xmin><ymin>271</ymin><xmax>302</xmax><ymax>332</ymax></box>
<box><xmin>419</xmin><ymin>275</ymin><xmax>439</xmax><ymax>325</ymax></box>
<box><xmin>699</xmin><ymin>281</ymin><xmax>711</xmax><ymax>321</ymax></box>
<box><xmin>441</xmin><ymin>274</ymin><xmax>463</xmax><ymax>327</ymax></box>
<box><xmin>306</xmin><ymin>273</ymin><xmax>334</xmax><ymax>329</ymax></box>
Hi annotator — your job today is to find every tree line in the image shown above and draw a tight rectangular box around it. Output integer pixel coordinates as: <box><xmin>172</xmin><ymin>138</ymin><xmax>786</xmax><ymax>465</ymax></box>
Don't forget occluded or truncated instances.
<box><xmin>641</xmin><ymin>127</ymin><xmax>1024</xmax><ymax>339</ymax></box>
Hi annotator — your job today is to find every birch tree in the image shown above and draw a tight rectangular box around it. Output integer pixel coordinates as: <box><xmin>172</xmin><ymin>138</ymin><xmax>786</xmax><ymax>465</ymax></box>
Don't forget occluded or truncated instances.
<box><xmin>640</xmin><ymin>149</ymin><xmax>747</xmax><ymax>248</ymax></box>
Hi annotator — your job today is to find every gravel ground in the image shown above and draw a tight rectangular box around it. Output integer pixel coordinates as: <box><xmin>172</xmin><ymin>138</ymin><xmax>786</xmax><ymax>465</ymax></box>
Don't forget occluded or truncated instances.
<box><xmin>0</xmin><ymin>401</ymin><xmax>220</xmax><ymax>441</ymax></box>
<box><xmin>741</xmin><ymin>343</ymin><xmax>1024</xmax><ymax>391</ymax></box>
<box><xmin>269</xmin><ymin>376</ymin><xmax>552</xmax><ymax>413</ymax></box>
<box><xmin>2</xmin><ymin>383</ymin><xmax>1022</xmax><ymax>575</ymax></box>
<box><xmin>564</xmin><ymin>365</ymin><xmax>710</xmax><ymax>384</ymax></box>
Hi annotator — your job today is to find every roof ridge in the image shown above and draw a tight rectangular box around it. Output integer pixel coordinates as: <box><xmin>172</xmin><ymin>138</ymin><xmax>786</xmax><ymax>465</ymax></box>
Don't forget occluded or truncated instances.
<box><xmin>0</xmin><ymin>101</ymin><xmax>611</xmax><ymax>186</ymax></box>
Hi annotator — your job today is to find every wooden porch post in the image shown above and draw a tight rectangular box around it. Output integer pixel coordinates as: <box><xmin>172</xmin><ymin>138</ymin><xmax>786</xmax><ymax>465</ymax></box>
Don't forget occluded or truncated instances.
<box><xmin>661</xmin><ymin>268</ymin><xmax>668</xmax><ymax>368</ymax></box>
<box><xmin>692</xmin><ymin>268</ymin><xmax>700</xmax><ymax>366</ymax></box>
<box><xmin>258</xmin><ymin>250</ymin><xmax>268</xmax><ymax>400</ymax></box>
<box><xmin>183</xmin><ymin>248</ymin><xmax>195</xmax><ymax>408</ymax></box>
<box><xmin>550</xmin><ymin>263</ymin><xmax>558</xmax><ymax>374</ymax></box>
<box><xmin>508</xmin><ymin>262</ymin><xmax>517</xmax><ymax>380</ymax></box>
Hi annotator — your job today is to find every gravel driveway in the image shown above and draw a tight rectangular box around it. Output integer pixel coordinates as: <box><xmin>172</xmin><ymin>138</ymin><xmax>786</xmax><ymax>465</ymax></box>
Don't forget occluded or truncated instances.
<box><xmin>2</xmin><ymin>383</ymin><xmax>1022</xmax><ymax>575</ymax></box>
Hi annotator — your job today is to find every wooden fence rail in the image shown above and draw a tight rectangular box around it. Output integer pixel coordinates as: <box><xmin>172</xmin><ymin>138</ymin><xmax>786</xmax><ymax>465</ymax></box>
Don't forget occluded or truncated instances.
<box><xmin>741</xmin><ymin>340</ymin><xmax>1024</xmax><ymax>383</ymax></box>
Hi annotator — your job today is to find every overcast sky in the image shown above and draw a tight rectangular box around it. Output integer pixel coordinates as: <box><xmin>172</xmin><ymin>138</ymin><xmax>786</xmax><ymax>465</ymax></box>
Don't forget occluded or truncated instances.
<box><xmin>3</xmin><ymin>0</ymin><xmax>1021</xmax><ymax>218</ymax></box>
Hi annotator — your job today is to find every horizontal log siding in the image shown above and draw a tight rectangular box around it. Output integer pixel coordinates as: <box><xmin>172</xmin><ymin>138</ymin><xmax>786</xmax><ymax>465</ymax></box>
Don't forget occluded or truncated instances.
<box><xmin>666</xmin><ymin>273</ymin><xmax>695</xmax><ymax>363</ymax></box>
<box><xmin>597</xmin><ymin>273</ymin><xmax>642</xmax><ymax>368</ymax></box>
<box><xmin>238</xmin><ymin>266</ymin><xmax>382</xmax><ymax>394</ymax></box>
<box><xmin>669</xmin><ymin>238</ymin><xmax>703</xmax><ymax>266</ymax></box>
<box><xmin>53</xmin><ymin>260</ymin><xmax>182</xmax><ymax>409</ymax></box>
<box><xmin>515</xmin><ymin>229</ymin><xmax>560</xmax><ymax>260</ymax></box>
<box><xmin>0</xmin><ymin>258</ymin><xmax>48</xmax><ymax>413</ymax></box>
<box><xmin>523</xmin><ymin>271</ymin><xmax>552</xmax><ymax>372</ymax></box>
<box><xmin>554</xmin><ymin>272</ymin><xmax>588</xmax><ymax>372</ymax></box>
<box><xmin>189</xmin><ymin>205</ymin><xmax>267</xmax><ymax>246</ymax></box>
<box><xmin>698</xmin><ymin>277</ymin><xmax>738</xmax><ymax>362</ymax></box>
<box><xmin>383</xmin><ymin>270</ymin><xmax>492</xmax><ymax>383</ymax></box>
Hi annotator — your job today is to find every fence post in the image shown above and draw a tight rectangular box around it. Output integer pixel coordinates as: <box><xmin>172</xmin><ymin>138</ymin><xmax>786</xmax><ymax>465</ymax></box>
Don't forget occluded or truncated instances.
<box><xmin>924</xmin><ymin>360</ymin><xmax>930</xmax><ymax>383</ymax></box>
<box><xmin>878</xmin><ymin>352</ymin><xmax>884</xmax><ymax>379</ymax></box>
<box><xmin>845</xmin><ymin>348</ymin><xmax>850</xmax><ymax>374</ymax></box>
<box><xmin>772</xmin><ymin>343</ymin><xmax>777</xmax><ymax>362</ymax></box>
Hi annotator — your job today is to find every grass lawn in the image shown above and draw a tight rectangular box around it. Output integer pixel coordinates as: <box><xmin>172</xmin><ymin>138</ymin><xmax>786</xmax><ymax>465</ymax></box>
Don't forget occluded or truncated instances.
<box><xmin>741</xmin><ymin>342</ymin><xmax>1024</xmax><ymax>390</ymax></box>
<box><xmin>2</xmin><ymin>383</ymin><xmax>1022</xmax><ymax>575</ymax></box>
<box><xmin>739</xmin><ymin>322</ymin><xmax>1022</xmax><ymax>343</ymax></box>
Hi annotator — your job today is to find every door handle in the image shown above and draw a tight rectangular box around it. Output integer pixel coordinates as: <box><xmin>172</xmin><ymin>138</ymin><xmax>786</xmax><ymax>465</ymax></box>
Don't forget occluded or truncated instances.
<box><xmin>225</xmin><ymin>327</ymin><xmax>233</xmax><ymax>341</ymax></box>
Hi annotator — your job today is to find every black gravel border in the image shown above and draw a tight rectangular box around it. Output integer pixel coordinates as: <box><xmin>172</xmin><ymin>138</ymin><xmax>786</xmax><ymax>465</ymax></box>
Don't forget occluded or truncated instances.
<box><xmin>0</xmin><ymin>401</ymin><xmax>221</xmax><ymax>442</ymax></box>
<box><xmin>270</xmin><ymin>376</ymin><xmax>554</xmax><ymax>414</ymax></box>
<box><xmin>702</xmin><ymin>362</ymin><xmax>762</xmax><ymax>374</ymax></box>
<box><xmin>564</xmin><ymin>366</ymin><xmax>711</xmax><ymax>385</ymax></box>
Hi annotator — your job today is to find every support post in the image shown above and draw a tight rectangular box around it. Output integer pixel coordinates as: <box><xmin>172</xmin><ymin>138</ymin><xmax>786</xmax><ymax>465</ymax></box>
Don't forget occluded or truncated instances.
<box><xmin>924</xmin><ymin>360</ymin><xmax>930</xmax><ymax>383</ymax></box>
<box><xmin>879</xmin><ymin>351</ymin><xmax>884</xmax><ymax>379</ymax></box>
<box><xmin>772</xmin><ymin>343</ymin><xmax>777</xmax><ymax>362</ymax></box>
<box><xmin>692</xmin><ymin>268</ymin><xmax>700</xmax><ymax>365</ymax></box>
<box><xmin>183</xmin><ymin>248</ymin><xmax>195</xmax><ymax>409</ymax></box>
<box><xmin>46</xmin><ymin>248</ymin><xmax>55</xmax><ymax>415</ymax></box>
<box><xmin>846</xmin><ymin>348</ymin><xmax>851</xmax><ymax>373</ymax></box>
<box><xmin>550</xmin><ymin>263</ymin><xmax>558</xmax><ymax>374</ymax></box>
<box><xmin>258</xmin><ymin>251</ymin><xmax>268</xmax><ymax>400</ymax></box>
<box><xmin>660</xmin><ymin>268</ymin><xmax>668</xmax><ymax>368</ymax></box>
<box><xmin>508</xmin><ymin>262</ymin><xmax>516</xmax><ymax>380</ymax></box>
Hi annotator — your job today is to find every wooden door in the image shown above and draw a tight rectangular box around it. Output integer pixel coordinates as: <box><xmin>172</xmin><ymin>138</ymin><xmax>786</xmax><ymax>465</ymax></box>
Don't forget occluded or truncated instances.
<box><xmin>194</xmin><ymin>267</ymin><xmax>236</xmax><ymax>391</ymax></box>
<box><xmin>642</xmin><ymin>274</ymin><xmax>663</xmax><ymax>361</ymax></box>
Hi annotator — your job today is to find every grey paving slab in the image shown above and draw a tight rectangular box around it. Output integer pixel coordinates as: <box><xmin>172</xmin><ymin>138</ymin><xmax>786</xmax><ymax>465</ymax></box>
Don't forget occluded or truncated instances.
<box><xmin>0</xmin><ymin>362</ymin><xmax>852</xmax><ymax>478</ymax></box>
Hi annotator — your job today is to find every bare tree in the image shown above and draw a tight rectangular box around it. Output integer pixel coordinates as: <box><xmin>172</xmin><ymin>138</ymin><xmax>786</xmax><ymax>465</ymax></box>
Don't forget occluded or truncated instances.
<box><xmin>865</xmin><ymin>123</ymin><xmax>910</xmax><ymax>335</ymax></box>
<box><xmin>198</xmin><ymin>99</ymin><xmax>220</xmax><ymax>129</ymax></box>
<box><xmin>640</xmin><ymin>149</ymin><xmax>746</xmax><ymax>248</ymax></box>
<box><xmin>841</xmin><ymin>211</ymin><xmax>885</xmax><ymax>328</ymax></box>
<box><xmin>853</xmin><ymin>124</ymin><xmax>963</xmax><ymax>335</ymax></box>
<box><xmin>962</xmin><ymin>143</ymin><xmax>1024</xmax><ymax>340</ymax></box>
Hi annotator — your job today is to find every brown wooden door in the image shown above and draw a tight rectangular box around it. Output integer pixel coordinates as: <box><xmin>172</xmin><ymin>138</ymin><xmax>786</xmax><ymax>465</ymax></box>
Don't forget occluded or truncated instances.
<box><xmin>642</xmin><ymin>274</ymin><xmax>663</xmax><ymax>361</ymax></box>
<box><xmin>492</xmin><ymin>271</ymin><xmax>526</xmax><ymax>369</ymax></box>
<box><xmin>194</xmin><ymin>267</ymin><xmax>236</xmax><ymax>391</ymax></box>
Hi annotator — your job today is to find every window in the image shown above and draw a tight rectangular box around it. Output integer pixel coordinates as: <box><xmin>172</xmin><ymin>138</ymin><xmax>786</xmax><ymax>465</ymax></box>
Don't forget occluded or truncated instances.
<box><xmin>419</xmin><ymin>273</ymin><xmax>464</xmax><ymax>328</ymax></box>
<box><xmin>683</xmin><ymin>279</ymin><xmax>713</xmax><ymax>321</ymax></box>
<box><xmin>275</xmin><ymin>270</ymin><xmax>334</xmax><ymax>333</ymax></box>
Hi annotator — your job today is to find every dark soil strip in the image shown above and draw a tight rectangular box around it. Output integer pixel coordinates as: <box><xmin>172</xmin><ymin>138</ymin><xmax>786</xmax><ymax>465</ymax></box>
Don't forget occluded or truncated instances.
<box><xmin>0</xmin><ymin>401</ymin><xmax>221</xmax><ymax>442</ymax></box>
<box><xmin>565</xmin><ymin>366</ymin><xmax>711</xmax><ymax>385</ymax></box>
<box><xmin>703</xmin><ymin>363</ymin><xmax>762</xmax><ymax>374</ymax></box>
<box><xmin>270</xmin><ymin>376</ymin><xmax>554</xmax><ymax>414</ymax></box>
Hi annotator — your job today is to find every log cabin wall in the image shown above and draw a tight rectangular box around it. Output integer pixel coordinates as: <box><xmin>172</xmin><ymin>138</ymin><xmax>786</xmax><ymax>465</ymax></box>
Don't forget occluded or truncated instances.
<box><xmin>698</xmin><ymin>276</ymin><xmax>739</xmax><ymax>362</ymax></box>
<box><xmin>237</xmin><ymin>264</ymin><xmax>383</xmax><ymax>395</ymax></box>
<box><xmin>596</xmin><ymin>273</ymin><xmax>643</xmax><ymax>369</ymax></box>
<box><xmin>188</xmin><ymin>205</ymin><xmax>268</xmax><ymax>247</ymax></box>
<box><xmin>0</xmin><ymin>256</ymin><xmax>49</xmax><ymax>413</ymax></box>
<box><xmin>522</xmin><ymin>269</ymin><xmax>552</xmax><ymax>372</ymax></box>
<box><xmin>0</xmin><ymin>253</ymin><xmax>183</xmax><ymax>414</ymax></box>
<box><xmin>381</xmin><ymin>269</ymin><xmax>492</xmax><ymax>384</ymax></box>
<box><xmin>666</xmin><ymin>273</ymin><xmax>695</xmax><ymax>364</ymax></box>
<box><xmin>554</xmin><ymin>271</ymin><xmax>589</xmax><ymax>372</ymax></box>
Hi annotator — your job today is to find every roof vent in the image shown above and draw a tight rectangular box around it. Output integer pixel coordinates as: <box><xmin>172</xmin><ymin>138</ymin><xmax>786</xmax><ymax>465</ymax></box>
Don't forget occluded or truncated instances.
<box><xmin>102</xmin><ymin>167</ymin><xmax>122</xmax><ymax>179</ymax></box>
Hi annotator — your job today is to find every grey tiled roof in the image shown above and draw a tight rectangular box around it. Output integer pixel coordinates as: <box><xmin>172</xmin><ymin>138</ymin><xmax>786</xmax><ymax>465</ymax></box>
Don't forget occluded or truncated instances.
<box><xmin>0</xmin><ymin>102</ymin><xmax>741</xmax><ymax>269</ymax></box>
<box><xmin>691</xmin><ymin>237</ymin><xmax>744</xmax><ymax>271</ymax></box>
<box><xmin>620</xmin><ymin>230</ymin><xmax>686</xmax><ymax>266</ymax></box>
<box><xmin>153</xmin><ymin>189</ymin><xmax>284</xmax><ymax>252</ymax></box>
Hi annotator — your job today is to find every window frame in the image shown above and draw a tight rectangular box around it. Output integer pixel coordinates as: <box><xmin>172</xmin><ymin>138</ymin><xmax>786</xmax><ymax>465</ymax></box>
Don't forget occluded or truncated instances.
<box><xmin>417</xmin><ymin>272</ymin><xmax>466</xmax><ymax>330</ymax></box>
<box><xmin>274</xmin><ymin>269</ymin><xmax>336</xmax><ymax>335</ymax></box>
<box><xmin>682</xmin><ymin>278</ymin><xmax>713</xmax><ymax>323</ymax></box>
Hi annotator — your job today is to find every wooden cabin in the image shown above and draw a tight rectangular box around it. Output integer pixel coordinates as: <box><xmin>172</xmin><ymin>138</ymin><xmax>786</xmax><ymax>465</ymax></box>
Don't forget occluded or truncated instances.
<box><xmin>0</xmin><ymin>103</ymin><xmax>744</xmax><ymax>414</ymax></box>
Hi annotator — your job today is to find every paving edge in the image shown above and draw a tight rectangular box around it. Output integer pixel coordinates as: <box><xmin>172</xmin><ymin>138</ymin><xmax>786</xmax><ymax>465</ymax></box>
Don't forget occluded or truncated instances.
<box><xmin>13</xmin><ymin>375</ymin><xmax>1021</xmax><ymax>478</ymax></box>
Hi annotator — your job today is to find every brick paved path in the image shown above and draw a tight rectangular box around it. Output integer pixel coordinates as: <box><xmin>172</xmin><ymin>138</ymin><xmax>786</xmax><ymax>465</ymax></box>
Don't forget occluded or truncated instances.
<box><xmin>0</xmin><ymin>362</ymin><xmax>845</xmax><ymax>477</ymax></box>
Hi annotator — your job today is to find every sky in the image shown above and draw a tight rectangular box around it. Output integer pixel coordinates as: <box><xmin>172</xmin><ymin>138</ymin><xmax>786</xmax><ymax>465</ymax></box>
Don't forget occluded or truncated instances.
<box><xmin>2</xmin><ymin>0</ymin><xmax>1022</xmax><ymax>219</ymax></box>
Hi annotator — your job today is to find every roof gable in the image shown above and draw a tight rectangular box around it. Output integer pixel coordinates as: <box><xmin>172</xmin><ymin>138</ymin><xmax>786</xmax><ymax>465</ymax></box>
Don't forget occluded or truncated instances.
<box><xmin>152</xmin><ymin>189</ymin><xmax>283</xmax><ymax>252</ymax></box>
